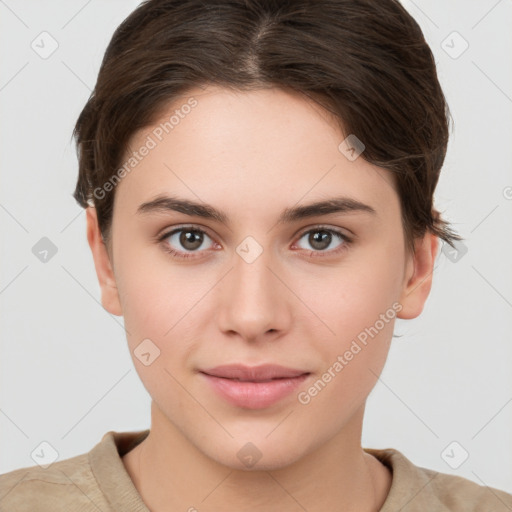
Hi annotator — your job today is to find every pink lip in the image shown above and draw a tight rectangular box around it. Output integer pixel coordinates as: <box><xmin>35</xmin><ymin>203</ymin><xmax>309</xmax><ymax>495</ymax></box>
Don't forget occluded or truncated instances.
<box><xmin>199</xmin><ymin>364</ymin><xmax>310</xmax><ymax>409</ymax></box>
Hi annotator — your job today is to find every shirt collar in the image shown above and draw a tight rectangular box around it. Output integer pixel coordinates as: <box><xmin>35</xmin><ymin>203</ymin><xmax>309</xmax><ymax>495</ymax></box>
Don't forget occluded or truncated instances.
<box><xmin>89</xmin><ymin>429</ymin><xmax>443</xmax><ymax>511</ymax></box>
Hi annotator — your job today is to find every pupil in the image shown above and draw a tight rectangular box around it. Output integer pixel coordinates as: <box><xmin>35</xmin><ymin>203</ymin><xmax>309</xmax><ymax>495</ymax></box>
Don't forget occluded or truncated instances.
<box><xmin>310</xmin><ymin>231</ymin><xmax>331</xmax><ymax>250</ymax></box>
<box><xmin>181</xmin><ymin>230</ymin><xmax>203</xmax><ymax>250</ymax></box>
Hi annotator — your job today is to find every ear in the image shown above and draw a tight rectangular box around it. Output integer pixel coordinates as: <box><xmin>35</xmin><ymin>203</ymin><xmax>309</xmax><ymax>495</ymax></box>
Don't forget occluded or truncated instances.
<box><xmin>397</xmin><ymin>232</ymin><xmax>439</xmax><ymax>319</ymax></box>
<box><xmin>85</xmin><ymin>207</ymin><xmax>123</xmax><ymax>316</ymax></box>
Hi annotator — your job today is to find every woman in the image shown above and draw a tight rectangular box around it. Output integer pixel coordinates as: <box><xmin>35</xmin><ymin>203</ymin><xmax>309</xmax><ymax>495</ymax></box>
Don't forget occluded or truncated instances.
<box><xmin>1</xmin><ymin>0</ymin><xmax>511</xmax><ymax>510</ymax></box>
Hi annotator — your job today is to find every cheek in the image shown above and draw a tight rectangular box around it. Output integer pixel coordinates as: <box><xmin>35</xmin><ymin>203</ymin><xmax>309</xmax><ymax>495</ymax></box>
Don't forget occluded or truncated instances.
<box><xmin>297</xmin><ymin>292</ymin><xmax>395</xmax><ymax>422</ymax></box>
<box><xmin>117</xmin><ymin>262</ymin><xmax>207</xmax><ymax>383</ymax></box>
<box><xmin>116</xmin><ymin>249</ymin><xmax>197</xmax><ymax>337</ymax></box>
<box><xmin>306</xmin><ymin>256</ymin><xmax>401</xmax><ymax>340</ymax></box>
<box><xmin>118</xmin><ymin>274</ymin><xmax>193</xmax><ymax>405</ymax></box>
<box><xmin>296</xmin><ymin>247</ymin><xmax>401</xmax><ymax>382</ymax></box>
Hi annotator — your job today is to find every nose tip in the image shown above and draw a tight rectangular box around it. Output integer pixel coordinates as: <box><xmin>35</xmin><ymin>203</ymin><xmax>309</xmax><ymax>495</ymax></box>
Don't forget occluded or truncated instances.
<box><xmin>216</xmin><ymin>255</ymin><xmax>289</xmax><ymax>342</ymax></box>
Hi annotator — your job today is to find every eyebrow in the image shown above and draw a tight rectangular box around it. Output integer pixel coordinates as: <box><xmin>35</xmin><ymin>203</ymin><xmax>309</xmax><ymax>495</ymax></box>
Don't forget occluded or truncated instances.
<box><xmin>136</xmin><ymin>194</ymin><xmax>377</xmax><ymax>225</ymax></box>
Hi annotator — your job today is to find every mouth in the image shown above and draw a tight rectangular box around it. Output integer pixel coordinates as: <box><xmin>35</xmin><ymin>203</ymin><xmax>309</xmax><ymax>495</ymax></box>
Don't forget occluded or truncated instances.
<box><xmin>199</xmin><ymin>364</ymin><xmax>311</xmax><ymax>409</ymax></box>
<box><xmin>200</xmin><ymin>363</ymin><xmax>309</xmax><ymax>381</ymax></box>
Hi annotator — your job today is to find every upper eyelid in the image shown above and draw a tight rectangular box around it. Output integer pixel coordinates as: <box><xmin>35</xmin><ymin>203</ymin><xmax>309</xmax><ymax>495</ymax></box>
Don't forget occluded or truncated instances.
<box><xmin>158</xmin><ymin>223</ymin><xmax>214</xmax><ymax>239</ymax></box>
<box><xmin>159</xmin><ymin>223</ymin><xmax>348</xmax><ymax>237</ymax></box>
<box><xmin>296</xmin><ymin>224</ymin><xmax>349</xmax><ymax>237</ymax></box>
<box><xmin>159</xmin><ymin>224</ymin><xmax>350</xmax><ymax>247</ymax></box>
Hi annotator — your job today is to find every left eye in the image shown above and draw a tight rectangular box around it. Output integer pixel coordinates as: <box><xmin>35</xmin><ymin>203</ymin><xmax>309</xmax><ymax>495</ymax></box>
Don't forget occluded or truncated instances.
<box><xmin>294</xmin><ymin>227</ymin><xmax>349</xmax><ymax>255</ymax></box>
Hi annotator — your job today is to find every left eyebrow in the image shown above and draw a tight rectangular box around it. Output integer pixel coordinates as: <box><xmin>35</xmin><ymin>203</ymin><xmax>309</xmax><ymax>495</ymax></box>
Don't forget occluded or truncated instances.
<box><xmin>278</xmin><ymin>197</ymin><xmax>377</xmax><ymax>224</ymax></box>
<box><xmin>136</xmin><ymin>194</ymin><xmax>377</xmax><ymax>227</ymax></box>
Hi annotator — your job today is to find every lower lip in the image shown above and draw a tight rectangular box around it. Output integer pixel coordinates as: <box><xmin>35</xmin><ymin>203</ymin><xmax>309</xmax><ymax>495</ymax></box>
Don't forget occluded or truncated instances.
<box><xmin>200</xmin><ymin>372</ymin><xmax>310</xmax><ymax>409</ymax></box>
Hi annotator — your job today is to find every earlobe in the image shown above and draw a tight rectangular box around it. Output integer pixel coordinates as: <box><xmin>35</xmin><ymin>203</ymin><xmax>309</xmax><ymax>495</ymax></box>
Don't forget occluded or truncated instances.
<box><xmin>397</xmin><ymin>233</ymin><xmax>439</xmax><ymax>320</ymax></box>
<box><xmin>85</xmin><ymin>207</ymin><xmax>123</xmax><ymax>317</ymax></box>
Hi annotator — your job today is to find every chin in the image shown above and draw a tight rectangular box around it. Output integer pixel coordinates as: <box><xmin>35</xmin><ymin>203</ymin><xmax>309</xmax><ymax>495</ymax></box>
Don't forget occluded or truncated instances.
<box><xmin>203</xmin><ymin>436</ymin><xmax>308</xmax><ymax>472</ymax></box>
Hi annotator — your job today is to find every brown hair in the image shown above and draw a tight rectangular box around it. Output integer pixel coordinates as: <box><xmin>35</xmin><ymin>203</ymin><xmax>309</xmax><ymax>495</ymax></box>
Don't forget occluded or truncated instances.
<box><xmin>72</xmin><ymin>0</ymin><xmax>463</xmax><ymax>256</ymax></box>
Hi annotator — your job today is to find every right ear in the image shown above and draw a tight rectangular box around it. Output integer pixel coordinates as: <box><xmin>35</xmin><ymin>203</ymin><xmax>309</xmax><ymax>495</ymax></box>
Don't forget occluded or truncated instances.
<box><xmin>85</xmin><ymin>207</ymin><xmax>123</xmax><ymax>316</ymax></box>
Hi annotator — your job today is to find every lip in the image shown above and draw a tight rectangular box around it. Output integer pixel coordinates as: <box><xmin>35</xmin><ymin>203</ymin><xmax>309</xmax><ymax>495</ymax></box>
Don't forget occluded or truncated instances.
<box><xmin>201</xmin><ymin>364</ymin><xmax>309</xmax><ymax>381</ymax></box>
<box><xmin>199</xmin><ymin>364</ymin><xmax>310</xmax><ymax>409</ymax></box>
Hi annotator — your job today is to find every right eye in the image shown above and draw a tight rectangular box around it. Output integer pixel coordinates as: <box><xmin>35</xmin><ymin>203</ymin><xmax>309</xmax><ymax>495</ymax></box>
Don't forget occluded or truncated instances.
<box><xmin>158</xmin><ymin>226</ymin><xmax>217</xmax><ymax>259</ymax></box>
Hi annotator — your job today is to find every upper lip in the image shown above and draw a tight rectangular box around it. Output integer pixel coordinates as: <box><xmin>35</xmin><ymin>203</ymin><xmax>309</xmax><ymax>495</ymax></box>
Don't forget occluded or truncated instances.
<box><xmin>200</xmin><ymin>364</ymin><xmax>310</xmax><ymax>381</ymax></box>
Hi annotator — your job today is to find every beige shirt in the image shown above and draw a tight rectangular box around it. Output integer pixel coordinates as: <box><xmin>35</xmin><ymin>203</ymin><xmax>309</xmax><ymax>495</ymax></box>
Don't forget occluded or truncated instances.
<box><xmin>1</xmin><ymin>429</ymin><xmax>511</xmax><ymax>511</ymax></box>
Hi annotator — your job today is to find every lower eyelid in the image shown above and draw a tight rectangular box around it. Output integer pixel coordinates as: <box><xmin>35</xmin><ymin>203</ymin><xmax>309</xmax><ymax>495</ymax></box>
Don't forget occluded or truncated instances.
<box><xmin>159</xmin><ymin>226</ymin><xmax>350</xmax><ymax>257</ymax></box>
<box><xmin>160</xmin><ymin>228</ymin><xmax>214</xmax><ymax>250</ymax></box>
<box><xmin>293</xmin><ymin>229</ymin><xmax>350</xmax><ymax>252</ymax></box>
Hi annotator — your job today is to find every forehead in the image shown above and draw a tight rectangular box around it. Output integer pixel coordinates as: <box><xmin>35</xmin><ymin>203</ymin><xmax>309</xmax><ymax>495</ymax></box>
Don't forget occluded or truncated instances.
<box><xmin>114</xmin><ymin>85</ymin><xmax>397</xmax><ymax>221</ymax></box>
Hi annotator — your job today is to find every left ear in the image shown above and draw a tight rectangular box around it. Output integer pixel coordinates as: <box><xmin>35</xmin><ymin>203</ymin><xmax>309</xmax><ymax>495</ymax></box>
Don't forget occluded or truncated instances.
<box><xmin>397</xmin><ymin>232</ymin><xmax>439</xmax><ymax>319</ymax></box>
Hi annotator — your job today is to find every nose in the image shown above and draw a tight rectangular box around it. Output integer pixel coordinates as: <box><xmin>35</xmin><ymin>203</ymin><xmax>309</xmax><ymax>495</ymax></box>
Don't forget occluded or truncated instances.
<box><xmin>216</xmin><ymin>245</ymin><xmax>292</xmax><ymax>343</ymax></box>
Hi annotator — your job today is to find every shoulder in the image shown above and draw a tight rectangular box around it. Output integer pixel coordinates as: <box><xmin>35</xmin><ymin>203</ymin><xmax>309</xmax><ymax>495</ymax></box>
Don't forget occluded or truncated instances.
<box><xmin>365</xmin><ymin>447</ymin><xmax>512</xmax><ymax>512</ymax></box>
<box><xmin>425</xmin><ymin>465</ymin><xmax>512</xmax><ymax>511</ymax></box>
<box><xmin>0</xmin><ymin>451</ymin><xmax>111</xmax><ymax>512</ymax></box>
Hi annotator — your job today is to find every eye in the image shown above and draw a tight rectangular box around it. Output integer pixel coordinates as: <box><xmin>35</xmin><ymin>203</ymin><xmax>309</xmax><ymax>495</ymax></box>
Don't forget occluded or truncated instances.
<box><xmin>293</xmin><ymin>226</ymin><xmax>352</xmax><ymax>257</ymax></box>
<box><xmin>158</xmin><ymin>226</ymin><xmax>216</xmax><ymax>259</ymax></box>
<box><xmin>157</xmin><ymin>224</ymin><xmax>352</xmax><ymax>260</ymax></box>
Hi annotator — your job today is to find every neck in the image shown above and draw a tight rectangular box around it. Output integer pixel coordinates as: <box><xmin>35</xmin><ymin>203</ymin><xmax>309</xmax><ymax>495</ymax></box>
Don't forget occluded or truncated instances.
<box><xmin>122</xmin><ymin>402</ymin><xmax>391</xmax><ymax>512</ymax></box>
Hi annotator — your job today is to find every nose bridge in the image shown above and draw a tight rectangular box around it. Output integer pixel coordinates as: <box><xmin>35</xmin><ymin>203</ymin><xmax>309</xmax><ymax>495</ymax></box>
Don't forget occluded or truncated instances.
<box><xmin>232</xmin><ymin>243</ymin><xmax>277</xmax><ymax>312</ymax></box>
<box><xmin>217</xmin><ymin>240</ymin><xmax>288</xmax><ymax>339</ymax></box>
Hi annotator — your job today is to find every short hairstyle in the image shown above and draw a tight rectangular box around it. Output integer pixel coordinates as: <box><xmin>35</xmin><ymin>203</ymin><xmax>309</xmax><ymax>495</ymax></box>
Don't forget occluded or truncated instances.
<box><xmin>72</xmin><ymin>0</ymin><xmax>463</xmax><ymax>256</ymax></box>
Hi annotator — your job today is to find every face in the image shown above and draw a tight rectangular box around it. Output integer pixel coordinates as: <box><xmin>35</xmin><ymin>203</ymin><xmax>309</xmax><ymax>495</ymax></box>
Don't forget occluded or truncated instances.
<box><xmin>87</xmin><ymin>85</ymin><xmax>437</xmax><ymax>470</ymax></box>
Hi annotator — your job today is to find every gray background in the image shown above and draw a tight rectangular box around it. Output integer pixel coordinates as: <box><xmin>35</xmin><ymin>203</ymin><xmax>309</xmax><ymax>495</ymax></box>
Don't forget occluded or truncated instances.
<box><xmin>1</xmin><ymin>0</ymin><xmax>511</xmax><ymax>494</ymax></box>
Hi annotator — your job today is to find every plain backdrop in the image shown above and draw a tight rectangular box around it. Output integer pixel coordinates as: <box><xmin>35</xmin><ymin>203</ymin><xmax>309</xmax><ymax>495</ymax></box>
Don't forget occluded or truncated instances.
<box><xmin>1</xmin><ymin>0</ymin><xmax>511</xmax><ymax>495</ymax></box>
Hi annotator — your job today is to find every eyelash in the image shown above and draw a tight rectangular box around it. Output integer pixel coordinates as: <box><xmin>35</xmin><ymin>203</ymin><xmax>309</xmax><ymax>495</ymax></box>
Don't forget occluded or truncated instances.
<box><xmin>157</xmin><ymin>225</ymin><xmax>352</xmax><ymax>260</ymax></box>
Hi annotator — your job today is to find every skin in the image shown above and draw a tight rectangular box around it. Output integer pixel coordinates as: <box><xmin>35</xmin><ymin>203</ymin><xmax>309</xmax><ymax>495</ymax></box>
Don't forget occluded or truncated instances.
<box><xmin>86</xmin><ymin>85</ymin><xmax>438</xmax><ymax>512</ymax></box>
